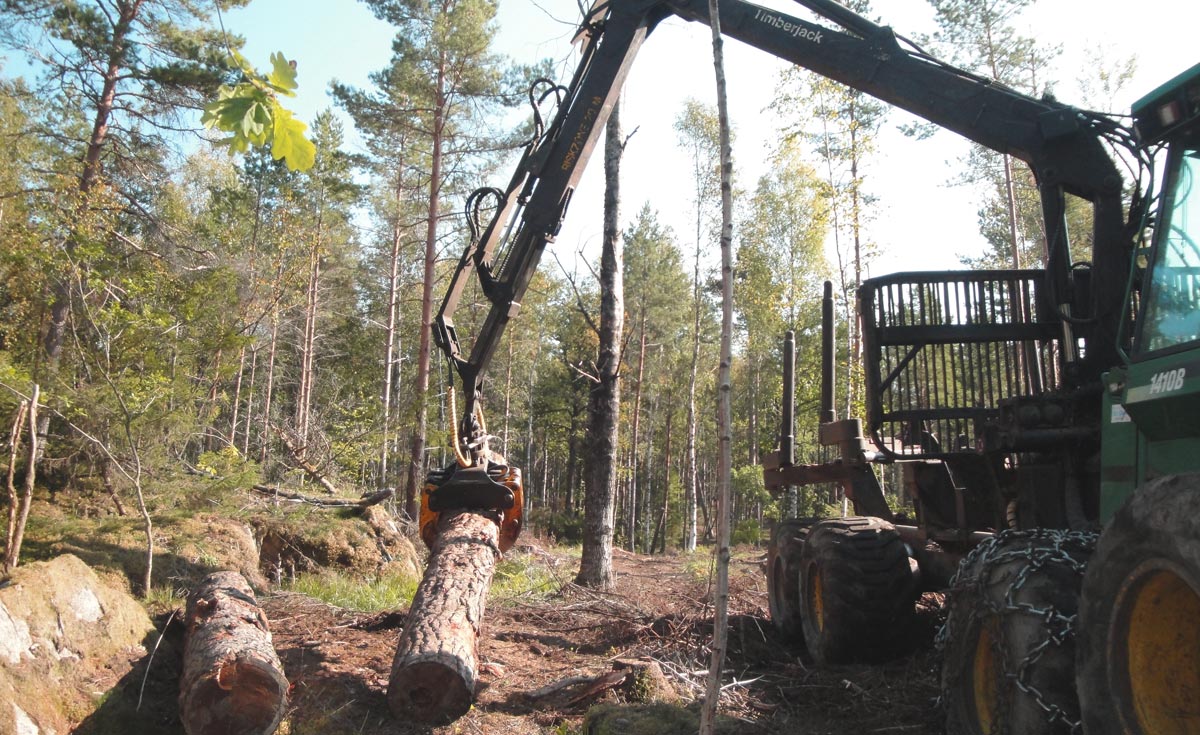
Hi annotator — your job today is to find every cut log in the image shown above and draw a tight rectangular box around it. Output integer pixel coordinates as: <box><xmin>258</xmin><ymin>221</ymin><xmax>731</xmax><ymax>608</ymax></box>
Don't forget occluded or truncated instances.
<box><xmin>388</xmin><ymin>509</ymin><xmax>501</xmax><ymax>723</ymax></box>
<box><xmin>180</xmin><ymin>571</ymin><xmax>288</xmax><ymax>735</ymax></box>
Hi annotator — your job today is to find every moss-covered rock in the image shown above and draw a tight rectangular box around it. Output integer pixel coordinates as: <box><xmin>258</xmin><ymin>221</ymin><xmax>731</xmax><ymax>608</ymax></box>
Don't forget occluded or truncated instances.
<box><xmin>0</xmin><ymin>554</ymin><xmax>155</xmax><ymax>735</ymax></box>
<box><xmin>255</xmin><ymin>506</ymin><xmax>422</xmax><ymax>582</ymax></box>
<box><xmin>616</xmin><ymin>659</ymin><xmax>678</xmax><ymax>704</ymax></box>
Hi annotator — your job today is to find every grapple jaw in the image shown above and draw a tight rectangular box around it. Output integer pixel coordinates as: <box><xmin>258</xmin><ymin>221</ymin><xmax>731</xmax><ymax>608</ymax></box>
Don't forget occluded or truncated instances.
<box><xmin>420</xmin><ymin>458</ymin><xmax>523</xmax><ymax>552</ymax></box>
<box><xmin>426</xmin><ymin>464</ymin><xmax>514</xmax><ymax>512</ymax></box>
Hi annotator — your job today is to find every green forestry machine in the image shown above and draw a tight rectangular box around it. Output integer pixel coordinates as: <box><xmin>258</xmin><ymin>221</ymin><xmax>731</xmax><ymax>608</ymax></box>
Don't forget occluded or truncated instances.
<box><xmin>762</xmin><ymin>58</ymin><xmax>1200</xmax><ymax>735</ymax></box>
<box><xmin>418</xmin><ymin>0</ymin><xmax>1199</xmax><ymax>728</ymax></box>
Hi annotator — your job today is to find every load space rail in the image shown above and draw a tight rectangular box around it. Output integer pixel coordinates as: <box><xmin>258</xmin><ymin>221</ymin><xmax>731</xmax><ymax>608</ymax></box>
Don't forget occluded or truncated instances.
<box><xmin>861</xmin><ymin>269</ymin><xmax>1063</xmax><ymax>460</ymax></box>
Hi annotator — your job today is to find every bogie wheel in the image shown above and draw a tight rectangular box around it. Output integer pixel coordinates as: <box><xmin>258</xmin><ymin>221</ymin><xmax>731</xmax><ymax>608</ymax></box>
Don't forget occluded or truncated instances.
<box><xmin>798</xmin><ymin>516</ymin><xmax>916</xmax><ymax>664</ymax></box>
<box><xmin>1077</xmin><ymin>473</ymin><xmax>1200</xmax><ymax>735</ymax></box>
<box><xmin>941</xmin><ymin>529</ymin><xmax>1095</xmax><ymax>735</ymax></box>
<box><xmin>767</xmin><ymin>518</ymin><xmax>816</xmax><ymax>641</ymax></box>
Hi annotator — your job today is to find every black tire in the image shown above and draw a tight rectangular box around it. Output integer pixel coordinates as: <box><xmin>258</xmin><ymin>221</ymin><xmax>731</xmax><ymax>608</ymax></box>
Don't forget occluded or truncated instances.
<box><xmin>941</xmin><ymin>529</ymin><xmax>1094</xmax><ymax>735</ymax></box>
<box><xmin>767</xmin><ymin>518</ymin><xmax>816</xmax><ymax>642</ymax></box>
<box><xmin>1077</xmin><ymin>474</ymin><xmax>1200</xmax><ymax>735</ymax></box>
<box><xmin>798</xmin><ymin>516</ymin><xmax>916</xmax><ymax>664</ymax></box>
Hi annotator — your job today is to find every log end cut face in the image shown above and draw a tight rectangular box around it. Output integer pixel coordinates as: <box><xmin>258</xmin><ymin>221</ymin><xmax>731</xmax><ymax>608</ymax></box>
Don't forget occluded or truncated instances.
<box><xmin>182</xmin><ymin>657</ymin><xmax>289</xmax><ymax>735</ymax></box>
<box><xmin>387</xmin><ymin>658</ymin><xmax>474</xmax><ymax>724</ymax></box>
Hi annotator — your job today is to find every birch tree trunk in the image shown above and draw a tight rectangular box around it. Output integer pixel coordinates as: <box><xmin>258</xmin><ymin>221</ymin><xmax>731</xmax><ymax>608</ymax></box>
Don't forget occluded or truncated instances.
<box><xmin>627</xmin><ymin>319</ymin><xmax>647</xmax><ymax>550</ymax></box>
<box><xmin>576</xmin><ymin>100</ymin><xmax>625</xmax><ymax>589</ymax></box>
<box><xmin>701</xmin><ymin>0</ymin><xmax>735</xmax><ymax>729</ymax></box>
<box><xmin>381</xmin><ymin>168</ymin><xmax>404</xmax><ymax>487</ymax></box>
<box><xmin>684</xmin><ymin>245</ymin><xmax>701</xmax><ymax>552</ymax></box>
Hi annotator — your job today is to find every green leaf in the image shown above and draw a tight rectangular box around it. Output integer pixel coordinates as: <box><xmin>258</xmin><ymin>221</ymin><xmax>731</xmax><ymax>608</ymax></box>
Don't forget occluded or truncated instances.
<box><xmin>266</xmin><ymin>52</ymin><xmax>299</xmax><ymax>96</ymax></box>
<box><xmin>271</xmin><ymin>107</ymin><xmax>316</xmax><ymax>172</ymax></box>
<box><xmin>201</xmin><ymin>53</ymin><xmax>315</xmax><ymax>171</ymax></box>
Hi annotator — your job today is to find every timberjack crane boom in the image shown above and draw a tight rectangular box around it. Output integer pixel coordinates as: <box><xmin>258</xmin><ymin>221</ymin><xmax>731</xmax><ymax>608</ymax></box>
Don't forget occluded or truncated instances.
<box><xmin>422</xmin><ymin>0</ymin><xmax>1139</xmax><ymax>547</ymax></box>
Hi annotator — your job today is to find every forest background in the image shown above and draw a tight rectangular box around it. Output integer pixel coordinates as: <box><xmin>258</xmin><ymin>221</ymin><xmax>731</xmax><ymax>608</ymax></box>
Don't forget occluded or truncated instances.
<box><xmin>0</xmin><ymin>0</ymin><xmax>1196</xmax><ymax>582</ymax></box>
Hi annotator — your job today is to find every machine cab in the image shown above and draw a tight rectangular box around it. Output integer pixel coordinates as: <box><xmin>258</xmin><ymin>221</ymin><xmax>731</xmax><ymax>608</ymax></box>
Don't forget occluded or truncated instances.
<box><xmin>1132</xmin><ymin>63</ymin><xmax>1200</xmax><ymax>358</ymax></box>
<box><xmin>1101</xmin><ymin>63</ymin><xmax>1200</xmax><ymax>519</ymax></box>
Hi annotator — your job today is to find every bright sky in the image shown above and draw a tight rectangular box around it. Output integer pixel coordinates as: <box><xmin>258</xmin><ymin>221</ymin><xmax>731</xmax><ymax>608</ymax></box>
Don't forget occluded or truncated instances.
<box><xmin>226</xmin><ymin>0</ymin><xmax>1200</xmax><ymax>277</ymax></box>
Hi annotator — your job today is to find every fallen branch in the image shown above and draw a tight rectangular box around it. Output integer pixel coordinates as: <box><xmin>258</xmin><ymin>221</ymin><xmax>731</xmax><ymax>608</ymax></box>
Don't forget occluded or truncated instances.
<box><xmin>522</xmin><ymin>658</ymin><xmax>676</xmax><ymax>708</ymax></box>
<box><xmin>273</xmin><ymin>425</ymin><xmax>338</xmax><ymax>494</ymax></box>
<box><xmin>250</xmin><ymin>484</ymin><xmax>393</xmax><ymax>509</ymax></box>
<box><xmin>523</xmin><ymin>675</ymin><xmax>596</xmax><ymax>701</ymax></box>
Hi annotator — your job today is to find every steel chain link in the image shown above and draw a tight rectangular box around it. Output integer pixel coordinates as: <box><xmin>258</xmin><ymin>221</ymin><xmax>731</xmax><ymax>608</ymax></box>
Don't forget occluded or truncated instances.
<box><xmin>937</xmin><ymin>528</ymin><xmax>1098</xmax><ymax>735</ymax></box>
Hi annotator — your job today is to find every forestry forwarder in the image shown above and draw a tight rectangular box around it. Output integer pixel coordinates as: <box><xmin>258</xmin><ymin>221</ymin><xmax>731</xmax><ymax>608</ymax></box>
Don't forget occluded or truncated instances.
<box><xmin>415</xmin><ymin>0</ymin><xmax>1198</xmax><ymax>731</ymax></box>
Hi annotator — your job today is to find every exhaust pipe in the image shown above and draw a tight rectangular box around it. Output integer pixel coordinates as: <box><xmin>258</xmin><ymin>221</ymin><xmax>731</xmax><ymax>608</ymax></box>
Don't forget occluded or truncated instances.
<box><xmin>781</xmin><ymin>330</ymin><xmax>795</xmax><ymax>467</ymax></box>
<box><xmin>821</xmin><ymin>280</ymin><xmax>836</xmax><ymax>424</ymax></box>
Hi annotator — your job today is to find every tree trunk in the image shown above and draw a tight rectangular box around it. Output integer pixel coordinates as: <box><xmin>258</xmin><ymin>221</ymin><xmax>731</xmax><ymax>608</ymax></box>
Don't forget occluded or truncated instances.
<box><xmin>381</xmin><ymin>167</ymin><xmax>404</xmax><ymax>487</ymax></box>
<box><xmin>849</xmin><ymin>101</ymin><xmax>865</xmax><ymax>413</ymax></box>
<box><xmin>202</xmin><ymin>349</ymin><xmax>224</xmax><ymax>452</ymax></box>
<box><xmin>4</xmin><ymin>399</ymin><xmax>29</xmax><ymax>569</ymax></box>
<box><xmin>684</xmin><ymin>197</ymin><xmax>702</xmax><ymax>554</ymax></box>
<box><xmin>260</xmin><ymin>279</ymin><xmax>281</xmax><ymax>464</ymax></box>
<box><xmin>577</xmin><ymin>101</ymin><xmax>625</xmax><ymax>589</ymax></box>
<box><xmin>404</xmin><ymin>58</ymin><xmax>446</xmax><ymax>522</ymax></box>
<box><xmin>230</xmin><ymin>345</ymin><xmax>246</xmax><ymax>448</ymax></box>
<box><xmin>4</xmin><ymin>386</ymin><xmax>37</xmax><ymax>572</ymax></box>
<box><xmin>652</xmin><ymin>402</ymin><xmax>674</xmax><ymax>555</ymax></box>
<box><xmin>628</xmin><ymin>313</ymin><xmax>647</xmax><ymax>551</ymax></box>
<box><xmin>297</xmin><ymin>220</ymin><xmax>323</xmax><ymax>443</ymax></box>
<box><xmin>388</xmin><ymin>510</ymin><xmax>500</xmax><ymax>723</ymax></box>
<box><xmin>243</xmin><ymin>346</ymin><xmax>258</xmax><ymax>456</ymax></box>
<box><xmin>40</xmin><ymin>6</ymin><xmax>134</xmax><ymax>382</ymax></box>
<box><xmin>702</xmin><ymin>1</ymin><xmax>735</xmax><ymax>728</ymax></box>
<box><xmin>180</xmin><ymin>571</ymin><xmax>288</xmax><ymax>735</ymax></box>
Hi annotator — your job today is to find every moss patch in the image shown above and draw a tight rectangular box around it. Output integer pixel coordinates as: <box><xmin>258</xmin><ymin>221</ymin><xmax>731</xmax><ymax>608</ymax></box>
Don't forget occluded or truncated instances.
<box><xmin>583</xmin><ymin>703</ymin><xmax>741</xmax><ymax>735</ymax></box>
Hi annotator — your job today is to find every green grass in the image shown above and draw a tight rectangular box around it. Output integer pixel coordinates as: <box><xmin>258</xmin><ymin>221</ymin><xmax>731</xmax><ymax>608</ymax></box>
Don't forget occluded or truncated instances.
<box><xmin>682</xmin><ymin>552</ymin><xmax>714</xmax><ymax>584</ymax></box>
<box><xmin>489</xmin><ymin>551</ymin><xmax>562</xmax><ymax>604</ymax></box>
<box><xmin>285</xmin><ymin>569</ymin><xmax>419</xmax><ymax>612</ymax></box>
<box><xmin>142</xmin><ymin>583</ymin><xmax>185</xmax><ymax>615</ymax></box>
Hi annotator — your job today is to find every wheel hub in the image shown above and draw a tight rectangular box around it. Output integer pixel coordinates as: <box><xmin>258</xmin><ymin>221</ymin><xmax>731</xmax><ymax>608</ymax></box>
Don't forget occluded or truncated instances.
<box><xmin>1117</xmin><ymin>561</ymin><xmax>1200</xmax><ymax>734</ymax></box>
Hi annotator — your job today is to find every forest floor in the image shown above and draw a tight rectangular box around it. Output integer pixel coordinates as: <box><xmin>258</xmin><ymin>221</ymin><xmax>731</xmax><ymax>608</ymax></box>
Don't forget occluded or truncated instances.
<box><xmin>17</xmin><ymin>488</ymin><xmax>948</xmax><ymax>734</ymax></box>
<box><xmin>251</xmin><ymin>542</ymin><xmax>946</xmax><ymax>735</ymax></box>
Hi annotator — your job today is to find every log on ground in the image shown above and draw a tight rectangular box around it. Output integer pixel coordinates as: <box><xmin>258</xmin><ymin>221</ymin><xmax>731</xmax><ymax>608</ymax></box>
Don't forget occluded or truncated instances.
<box><xmin>388</xmin><ymin>509</ymin><xmax>501</xmax><ymax>723</ymax></box>
<box><xmin>180</xmin><ymin>571</ymin><xmax>289</xmax><ymax>735</ymax></box>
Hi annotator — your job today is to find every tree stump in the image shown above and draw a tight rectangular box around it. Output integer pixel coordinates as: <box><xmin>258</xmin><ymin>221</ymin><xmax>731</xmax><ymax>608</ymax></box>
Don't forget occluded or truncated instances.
<box><xmin>388</xmin><ymin>509</ymin><xmax>501</xmax><ymax>723</ymax></box>
<box><xmin>180</xmin><ymin>572</ymin><xmax>288</xmax><ymax>735</ymax></box>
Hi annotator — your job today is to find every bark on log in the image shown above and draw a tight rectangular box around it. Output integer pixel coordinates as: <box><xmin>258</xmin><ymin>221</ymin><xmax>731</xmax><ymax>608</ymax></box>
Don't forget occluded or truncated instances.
<box><xmin>388</xmin><ymin>509</ymin><xmax>501</xmax><ymax>723</ymax></box>
<box><xmin>180</xmin><ymin>571</ymin><xmax>288</xmax><ymax>735</ymax></box>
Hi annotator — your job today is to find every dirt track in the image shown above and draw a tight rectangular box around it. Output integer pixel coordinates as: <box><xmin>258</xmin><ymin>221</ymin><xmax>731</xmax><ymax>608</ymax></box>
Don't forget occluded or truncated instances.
<box><xmin>263</xmin><ymin>544</ymin><xmax>944</xmax><ymax>734</ymax></box>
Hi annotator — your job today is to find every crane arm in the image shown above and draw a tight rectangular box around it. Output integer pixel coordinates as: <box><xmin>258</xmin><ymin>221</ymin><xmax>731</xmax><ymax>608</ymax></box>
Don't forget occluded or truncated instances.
<box><xmin>433</xmin><ymin>0</ymin><xmax>1133</xmax><ymax>465</ymax></box>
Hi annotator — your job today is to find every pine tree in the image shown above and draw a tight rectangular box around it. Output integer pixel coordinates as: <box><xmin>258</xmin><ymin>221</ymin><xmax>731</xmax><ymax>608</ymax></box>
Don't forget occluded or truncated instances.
<box><xmin>926</xmin><ymin>0</ymin><xmax>1059</xmax><ymax>269</ymax></box>
<box><xmin>674</xmin><ymin>98</ymin><xmax>723</xmax><ymax>552</ymax></box>
<box><xmin>0</xmin><ymin>0</ymin><xmax>248</xmax><ymax>468</ymax></box>
<box><xmin>576</xmin><ymin>101</ymin><xmax>626</xmax><ymax>589</ymax></box>
<box><xmin>346</xmin><ymin>0</ymin><xmax>527</xmax><ymax>518</ymax></box>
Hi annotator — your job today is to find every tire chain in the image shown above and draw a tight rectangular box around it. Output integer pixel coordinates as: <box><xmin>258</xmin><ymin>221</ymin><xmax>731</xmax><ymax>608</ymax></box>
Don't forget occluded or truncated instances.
<box><xmin>936</xmin><ymin>528</ymin><xmax>1098</xmax><ymax>735</ymax></box>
